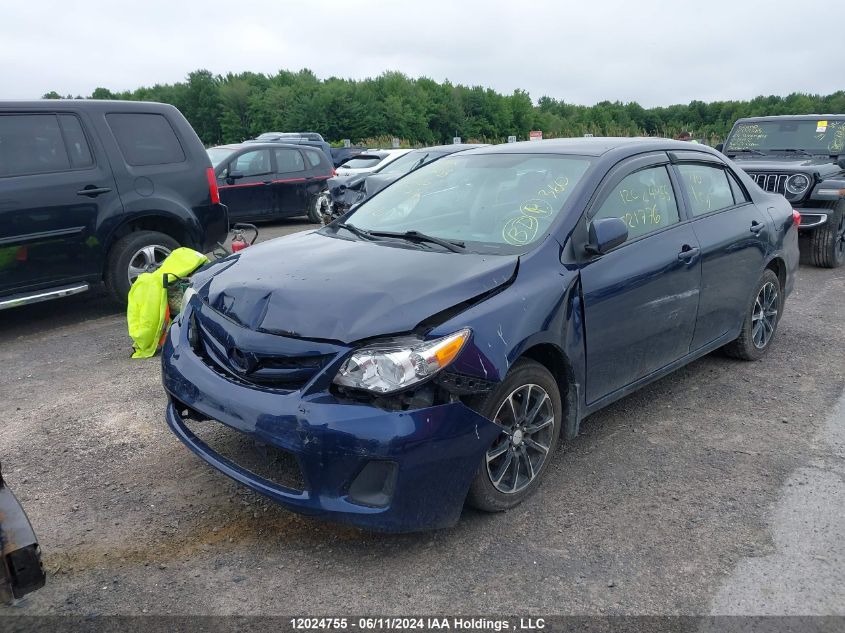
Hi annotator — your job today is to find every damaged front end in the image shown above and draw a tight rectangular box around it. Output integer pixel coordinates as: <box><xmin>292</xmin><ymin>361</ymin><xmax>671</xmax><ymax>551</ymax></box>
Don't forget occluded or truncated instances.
<box><xmin>0</xmin><ymin>462</ymin><xmax>45</xmax><ymax>604</ymax></box>
<box><xmin>326</xmin><ymin>174</ymin><xmax>368</xmax><ymax>221</ymax></box>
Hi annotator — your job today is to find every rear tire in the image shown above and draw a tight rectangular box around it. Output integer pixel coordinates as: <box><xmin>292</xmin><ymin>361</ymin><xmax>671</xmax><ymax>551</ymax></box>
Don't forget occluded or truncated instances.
<box><xmin>105</xmin><ymin>230</ymin><xmax>179</xmax><ymax>305</ymax></box>
<box><xmin>465</xmin><ymin>359</ymin><xmax>562</xmax><ymax>512</ymax></box>
<box><xmin>723</xmin><ymin>269</ymin><xmax>782</xmax><ymax>361</ymax></box>
<box><xmin>808</xmin><ymin>201</ymin><xmax>845</xmax><ymax>268</ymax></box>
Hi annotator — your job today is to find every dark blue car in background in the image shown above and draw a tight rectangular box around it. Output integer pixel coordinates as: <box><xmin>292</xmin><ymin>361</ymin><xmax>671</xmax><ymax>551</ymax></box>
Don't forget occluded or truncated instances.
<box><xmin>162</xmin><ymin>138</ymin><xmax>799</xmax><ymax>532</ymax></box>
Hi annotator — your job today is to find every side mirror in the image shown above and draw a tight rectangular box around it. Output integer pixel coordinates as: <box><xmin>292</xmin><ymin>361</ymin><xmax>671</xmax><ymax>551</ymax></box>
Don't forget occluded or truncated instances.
<box><xmin>587</xmin><ymin>217</ymin><xmax>628</xmax><ymax>255</ymax></box>
<box><xmin>226</xmin><ymin>170</ymin><xmax>245</xmax><ymax>185</ymax></box>
<box><xmin>837</xmin><ymin>156</ymin><xmax>845</xmax><ymax>170</ymax></box>
<box><xmin>715</xmin><ymin>143</ymin><xmax>724</xmax><ymax>153</ymax></box>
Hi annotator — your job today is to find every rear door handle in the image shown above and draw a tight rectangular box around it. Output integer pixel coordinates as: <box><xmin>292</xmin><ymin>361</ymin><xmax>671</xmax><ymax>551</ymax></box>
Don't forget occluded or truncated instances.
<box><xmin>76</xmin><ymin>186</ymin><xmax>112</xmax><ymax>198</ymax></box>
<box><xmin>678</xmin><ymin>245</ymin><xmax>700</xmax><ymax>262</ymax></box>
<box><xmin>750</xmin><ymin>221</ymin><xmax>765</xmax><ymax>234</ymax></box>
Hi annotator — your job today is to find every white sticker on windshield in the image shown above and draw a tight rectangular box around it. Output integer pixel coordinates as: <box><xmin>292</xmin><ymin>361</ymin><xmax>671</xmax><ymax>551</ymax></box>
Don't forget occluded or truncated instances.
<box><xmin>817</xmin><ymin>120</ymin><xmax>828</xmax><ymax>133</ymax></box>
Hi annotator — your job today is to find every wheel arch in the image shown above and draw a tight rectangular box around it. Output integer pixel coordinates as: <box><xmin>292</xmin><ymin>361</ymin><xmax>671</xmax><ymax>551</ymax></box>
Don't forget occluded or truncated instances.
<box><xmin>101</xmin><ymin>214</ymin><xmax>193</xmax><ymax>276</ymax></box>
<box><xmin>764</xmin><ymin>255</ymin><xmax>786</xmax><ymax>291</ymax></box>
<box><xmin>518</xmin><ymin>343</ymin><xmax>581</xmax><ymax>440</ymax></box>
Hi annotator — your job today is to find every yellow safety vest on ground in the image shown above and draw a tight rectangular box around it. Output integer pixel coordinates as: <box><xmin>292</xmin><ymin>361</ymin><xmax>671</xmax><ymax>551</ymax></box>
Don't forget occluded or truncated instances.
<box><xmin>127</xmin><ymin>247</ymin><xmax>208</xmax><ymax>359</ymax></box>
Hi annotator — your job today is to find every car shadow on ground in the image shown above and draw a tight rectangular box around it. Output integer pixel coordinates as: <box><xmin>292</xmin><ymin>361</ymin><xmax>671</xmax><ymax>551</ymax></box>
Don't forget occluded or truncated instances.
<box><xmin>0</xmin><ymin>285</ymin><xmax>122</xmax><ymax>343</ymax></box>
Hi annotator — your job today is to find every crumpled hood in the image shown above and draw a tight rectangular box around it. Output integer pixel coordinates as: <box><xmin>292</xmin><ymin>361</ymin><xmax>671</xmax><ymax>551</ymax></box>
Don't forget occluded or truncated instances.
<box><xmin>197</xmin><ymin>230</ymin><xmax>518</xmax><ymax>343</ymax></box>
<box><xmin>732</xmin><ymin>156</ymin><xmax>843</xmax><ymax>178</ymax></box>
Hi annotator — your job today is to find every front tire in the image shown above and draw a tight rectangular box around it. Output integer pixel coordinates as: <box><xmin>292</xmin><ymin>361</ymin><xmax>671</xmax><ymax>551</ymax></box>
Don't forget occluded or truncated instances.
<box><xmin>723</xmin><ymin>269</ymin><xmax>782</xmax><ymax>361</ymax></box>
<box><xmin>466</xmin><ymin>359</ymin><xmax>562</xmax><ymax>512</ymax></box>
<box><xmin>808</xmin><ymin>201</ymin><xmax>845</xmax><ymax>268</ymax></box>
<box><xmin>307</xmin><ymin>193</ymin><xmax>329</xmax><ymax>224</ymax></box>
<box><xmin>105</xmin><ymin>230</ymin><xmax>179</xmax><ymax>305</ymax></box>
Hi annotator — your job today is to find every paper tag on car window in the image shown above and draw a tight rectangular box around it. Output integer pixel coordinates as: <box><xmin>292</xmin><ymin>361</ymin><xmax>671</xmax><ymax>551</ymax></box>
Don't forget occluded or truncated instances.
<box><xmin>817</xmin><ymin>120</ymin><xmax>828</xmax><ymax>133</ymax></box>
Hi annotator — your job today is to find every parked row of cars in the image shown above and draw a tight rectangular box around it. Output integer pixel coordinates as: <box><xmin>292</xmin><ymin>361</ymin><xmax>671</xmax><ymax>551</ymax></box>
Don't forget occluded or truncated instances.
<box><xmin>3</xmin><ymin>99</ymin><xmax>840</xmax><ymax>316</ymax></box>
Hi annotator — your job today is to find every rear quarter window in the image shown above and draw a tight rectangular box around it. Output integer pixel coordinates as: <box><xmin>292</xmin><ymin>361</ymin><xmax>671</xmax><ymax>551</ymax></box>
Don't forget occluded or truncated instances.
<box><xmin>303</xmin><ymin>149</ymin><xmax>324</xmax><ymax>169</ymax></box>
<box><xmin>106</xmin><ymin>113</ymin><xmax>186</xmax><ymax>166</ymax></box>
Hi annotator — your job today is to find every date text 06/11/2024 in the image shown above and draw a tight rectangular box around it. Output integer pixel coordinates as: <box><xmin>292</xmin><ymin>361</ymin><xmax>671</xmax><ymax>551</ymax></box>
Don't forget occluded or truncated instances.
<box><xmin>289</xmin><ymin>617</ymin><xmax>548</xmax><ymax>631</ymax></box>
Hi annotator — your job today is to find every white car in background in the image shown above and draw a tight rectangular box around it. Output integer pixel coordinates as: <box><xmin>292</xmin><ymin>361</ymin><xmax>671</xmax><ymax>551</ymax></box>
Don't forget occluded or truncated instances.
<box><xmin>334</xmin><ymin>149</ymin><xmax>411</xmax><ymax>176</ymax></box>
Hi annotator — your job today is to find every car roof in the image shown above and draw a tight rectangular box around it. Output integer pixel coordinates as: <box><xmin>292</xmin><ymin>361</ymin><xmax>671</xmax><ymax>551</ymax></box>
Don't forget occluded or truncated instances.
<box><xmin>462</xmin><ymin>137</ymin><xmax>716</xmax><ymax>157</ymax></box>
<box><xmin>0</xmin><ymin>99</ymin><xmax>179</xmax><ymax>114</ymax></box>
<box><xmin>733</xmin><ymin>114</ymin><xmax>845</xmax><ymax>123</ymax></box>
<box><xmin>209</xmin><ymin>142</ymin><xmax>306</xmax><ymax>152</ymax></box>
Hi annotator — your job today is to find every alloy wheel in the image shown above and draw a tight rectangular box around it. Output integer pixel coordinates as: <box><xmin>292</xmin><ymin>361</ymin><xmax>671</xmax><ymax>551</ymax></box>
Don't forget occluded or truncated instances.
<box><xmin>486</xmin><ymin>384</ymin><xmax>556</xmax><ymax>494</ymax></box>
<box><xmin>751</xmin><ymin>281</ymin><xmax>779</xmax><ymax>349</ymax></box>
<box><xmin>127</xmin><ymin>244</ymin><xmax>172</xmax><ymax>285</ymax></box>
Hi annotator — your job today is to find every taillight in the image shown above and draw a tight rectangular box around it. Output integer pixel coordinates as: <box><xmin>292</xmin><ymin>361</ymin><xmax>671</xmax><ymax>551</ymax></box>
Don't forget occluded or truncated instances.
<box><xmin>792</xmin><ymin>209</ymin><xmax>801</xmax><ymax>226</ymax></box>
<box><xmin>330</xmin><ymin>168</ymin><xmax>337</xmax><ymax>177</ymax></box>
<box><xmin>206</xmin><ymin>167</ymin><xmax>220</xmax><ymax>205</ymax></box>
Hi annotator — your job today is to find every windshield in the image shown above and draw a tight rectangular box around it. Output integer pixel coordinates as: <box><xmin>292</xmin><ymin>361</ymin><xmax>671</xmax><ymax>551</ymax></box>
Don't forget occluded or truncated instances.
<box><xmin>725</xmin><ymin>119</ymin><xmax>845</xmax><ymax>155</ymax></box>
<box><xmin>376</xmin><ymin>150</ymin><xmax>435</xmax><ymax>175</ymax></box>
<box><xmin>343</xmin><ymin>153</ymin><xmax>592</xmax><ymax>253</ymax></box>
<box><xmin>341</xmin><ymin>156</ymin><xmax>384</xmax><ymax>169</ymax></box>
<box><xmin>207</xmin><ymin>147</ymin><xmax>234</xmax><ymax>168</ymax></box>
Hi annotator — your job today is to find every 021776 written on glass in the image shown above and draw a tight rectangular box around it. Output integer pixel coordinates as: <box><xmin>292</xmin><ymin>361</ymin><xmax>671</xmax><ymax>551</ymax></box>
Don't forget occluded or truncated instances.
<box><xmin>617</xmin><ymin>182</ymin><xmax>669</xmax><ymax>230</ymax></box>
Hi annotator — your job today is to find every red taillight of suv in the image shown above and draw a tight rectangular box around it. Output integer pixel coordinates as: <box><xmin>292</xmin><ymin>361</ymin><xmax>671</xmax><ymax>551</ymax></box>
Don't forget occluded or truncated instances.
<box><xmin>206</xmin><ymin>167</ymin><xmax>220</xmax><ymax>205</ymax></box>
<box><xmin>331</xmin><ymin>168</ymin><xmax>337</xmax><ymax>177</ymax></box>
<box><xmin>792</xmin><ymin>209</ymin><xmax>801</xmax><ymax>226</ymax></box>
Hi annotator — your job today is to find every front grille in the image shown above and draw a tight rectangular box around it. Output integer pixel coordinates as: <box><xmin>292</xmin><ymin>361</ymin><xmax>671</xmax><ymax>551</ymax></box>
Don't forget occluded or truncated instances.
<box><xmin>192</xmin><ymin>310</ymin><xmax>335</xmax><ymax>391</ymax></box>
<box><xmin>183</xmin><ymin>416</ymin><xmax>307</xmax><ymax>492</ymax></box>
<box><xmin>749</xmin><ymin>172</ymin><xmax>789</xmax><ymax>195</ymax></box>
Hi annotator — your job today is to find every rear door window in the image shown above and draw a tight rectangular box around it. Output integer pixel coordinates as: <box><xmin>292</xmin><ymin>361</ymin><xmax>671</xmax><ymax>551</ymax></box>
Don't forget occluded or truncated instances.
<box><xmin>274</xmin><ymin>148</ymin><xmax>306</xmax><ymax>174</ymax></box>
<box><xmin>0</xmin><ymin>114</ymin><xmax>71</xmax><ymax>177</ymax></box>
<box><xmin>58</xmin><ymin>114</ymin><xmax>93</xmax><ymax>168</ymax></box>
<box><xmin>106</xmin><ymin>113</ymin><xmax>186</xmax><ymax>166</ymax></box>
<box><xmin>677</xmin><ymin>164</ymin><xmax>735</xmax><ymax>216</ymax></box>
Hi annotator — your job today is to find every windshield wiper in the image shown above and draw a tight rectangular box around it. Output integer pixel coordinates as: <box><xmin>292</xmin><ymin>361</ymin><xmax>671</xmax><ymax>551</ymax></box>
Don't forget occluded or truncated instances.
<box><xmin>334</xmin><ymin>222</ymin><xmax>378</xmax><ymax>241</ymax></box>
<box><xmin>728</xmin><ymin>148</ymin><xmax>766</xmax><ymax>156</ymax></box>
<box><xmin>366</xmin><ymin>229</ymin><xmax>466</xmax><ymax>253</ymax></box>
<box><xmin>770</xmin><ymin>148</ymin><xmax>814</xmax><ymax>157</ymax></box>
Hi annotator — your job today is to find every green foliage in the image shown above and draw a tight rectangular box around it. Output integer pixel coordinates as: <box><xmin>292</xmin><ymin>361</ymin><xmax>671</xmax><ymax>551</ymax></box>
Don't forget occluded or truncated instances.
<box><xmin>55</xmin><ymin>68</ymin><xmax>845</xmax><ymax>147</ymax></box>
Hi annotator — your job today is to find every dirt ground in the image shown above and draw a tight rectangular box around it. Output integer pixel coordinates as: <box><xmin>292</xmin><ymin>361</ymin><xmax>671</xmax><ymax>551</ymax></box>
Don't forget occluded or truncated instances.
<box><xmin>1</xmin><ymin>218</ymin><xmax>843</xmax><ymax>617</ymax></box>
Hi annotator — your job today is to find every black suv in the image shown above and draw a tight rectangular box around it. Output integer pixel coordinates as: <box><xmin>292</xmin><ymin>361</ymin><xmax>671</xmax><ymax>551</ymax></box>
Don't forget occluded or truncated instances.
<box><xmin>721</xmin><ymin>115</ymin><xmax>845</xmax><ymax>267</ymax></box>
<box><xmin>0</xmin><ymin>100</ymin><xmax>228</xmax><ymax>308</ymax></box>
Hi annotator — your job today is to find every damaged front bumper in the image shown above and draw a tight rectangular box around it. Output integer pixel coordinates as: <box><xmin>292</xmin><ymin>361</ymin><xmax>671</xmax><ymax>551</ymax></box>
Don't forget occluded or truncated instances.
<box><xmin>161</xmin><ymin>309</ymin><xmax>500</xmax><ymax>533</ymax></box>
<box><xmin>0</xmin><ymin>465</ymin><xmax>45</xmax><ymax>604</ymax></box>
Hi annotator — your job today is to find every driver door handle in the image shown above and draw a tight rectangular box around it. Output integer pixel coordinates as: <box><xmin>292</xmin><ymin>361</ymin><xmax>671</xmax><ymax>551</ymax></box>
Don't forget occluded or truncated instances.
<box><xmin>678</xmin><ymin>245</ymin><xmax>700</xmax><ymax>262</ymax></box>
<box><xmin>76</xmin><ymin>186</ymin><xmax>112</xmax><ymax>197</ymax></box>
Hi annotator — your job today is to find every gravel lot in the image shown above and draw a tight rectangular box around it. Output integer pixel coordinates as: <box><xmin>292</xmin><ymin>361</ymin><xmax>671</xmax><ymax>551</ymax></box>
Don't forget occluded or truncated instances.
<box><xmin>1</xmin><ymin>218</ymin><xmax>843</xmax><ymax>617</ymax></box>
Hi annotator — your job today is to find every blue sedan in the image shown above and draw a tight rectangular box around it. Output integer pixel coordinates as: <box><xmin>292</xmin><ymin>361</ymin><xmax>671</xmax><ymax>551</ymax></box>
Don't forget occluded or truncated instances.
<box><xmin>162</xmin><ymin>138</ymin><xmax>799</xmax><ymax>532</ymax></box>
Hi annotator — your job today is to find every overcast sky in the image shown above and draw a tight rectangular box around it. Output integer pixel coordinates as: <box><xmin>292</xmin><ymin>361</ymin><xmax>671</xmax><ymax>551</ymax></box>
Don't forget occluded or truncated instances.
<box><xmin>1</xmin><ymin>0</ymin><xmax>837</xmax><ymax>107</ymax></box>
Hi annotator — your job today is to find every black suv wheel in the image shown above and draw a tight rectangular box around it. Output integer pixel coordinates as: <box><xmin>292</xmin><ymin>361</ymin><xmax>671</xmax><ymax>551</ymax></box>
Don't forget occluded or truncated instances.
<box><xmin>105</xmin><ymin>230</ymin><xmax>179</xmax><ymax>304</ymax></box>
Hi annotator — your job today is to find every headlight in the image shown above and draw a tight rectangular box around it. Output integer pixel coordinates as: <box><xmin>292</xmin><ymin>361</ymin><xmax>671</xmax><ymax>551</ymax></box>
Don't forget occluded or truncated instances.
<box><xmin>179</xmin><ymin>286</ymin><xmax>197</xmax><ymax>316</ymax></box>
<box><xmin>333</xmin><ymin>328</ymin><xmax>471</xmax><ymax>394</ymax></box>
<box><xmin>785</xmin><ymin>173</ymin><xmax>811</xmax><ymax>196</ymax></box>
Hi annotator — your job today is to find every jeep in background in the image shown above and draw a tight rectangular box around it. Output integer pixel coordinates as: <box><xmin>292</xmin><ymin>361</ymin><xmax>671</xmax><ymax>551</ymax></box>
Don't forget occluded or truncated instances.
<box><xmin>720</xmin><ymin>115</ymin><xmax>845</xmax><ymax>267</ymax></box>
<box><xmin>0</xmin><ymin>100</ymin><xmax>228</xmax><ymax>309</ymax></box>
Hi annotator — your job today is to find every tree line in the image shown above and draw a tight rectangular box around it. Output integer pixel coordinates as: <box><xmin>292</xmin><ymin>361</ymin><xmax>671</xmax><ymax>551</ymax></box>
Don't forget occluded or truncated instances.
<box><xmin>43</xmin><ymin>69</ymin><xmax>845</xmax><ymax>148</ymax></box>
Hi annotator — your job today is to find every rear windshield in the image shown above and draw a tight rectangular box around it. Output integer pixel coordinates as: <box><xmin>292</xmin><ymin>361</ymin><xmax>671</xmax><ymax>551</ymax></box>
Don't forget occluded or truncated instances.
<box><xmin>377</xmin><ymin>150</ymin><xmax>436</xmax><ymax>175</ymax></box>
<box><xmin>341</xmin><ymin>156</ymin><xmax>383</xmax><ymax>169</ymax></box>
<box><xmin>106</xmin><ymin>113</ymin><xmax>186</xmax><ymax>166</ymax></box>
<box><xmin>207</xmin><ymin>147</ymin><xmax>234</xmax><ymax>168</ymax></box>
